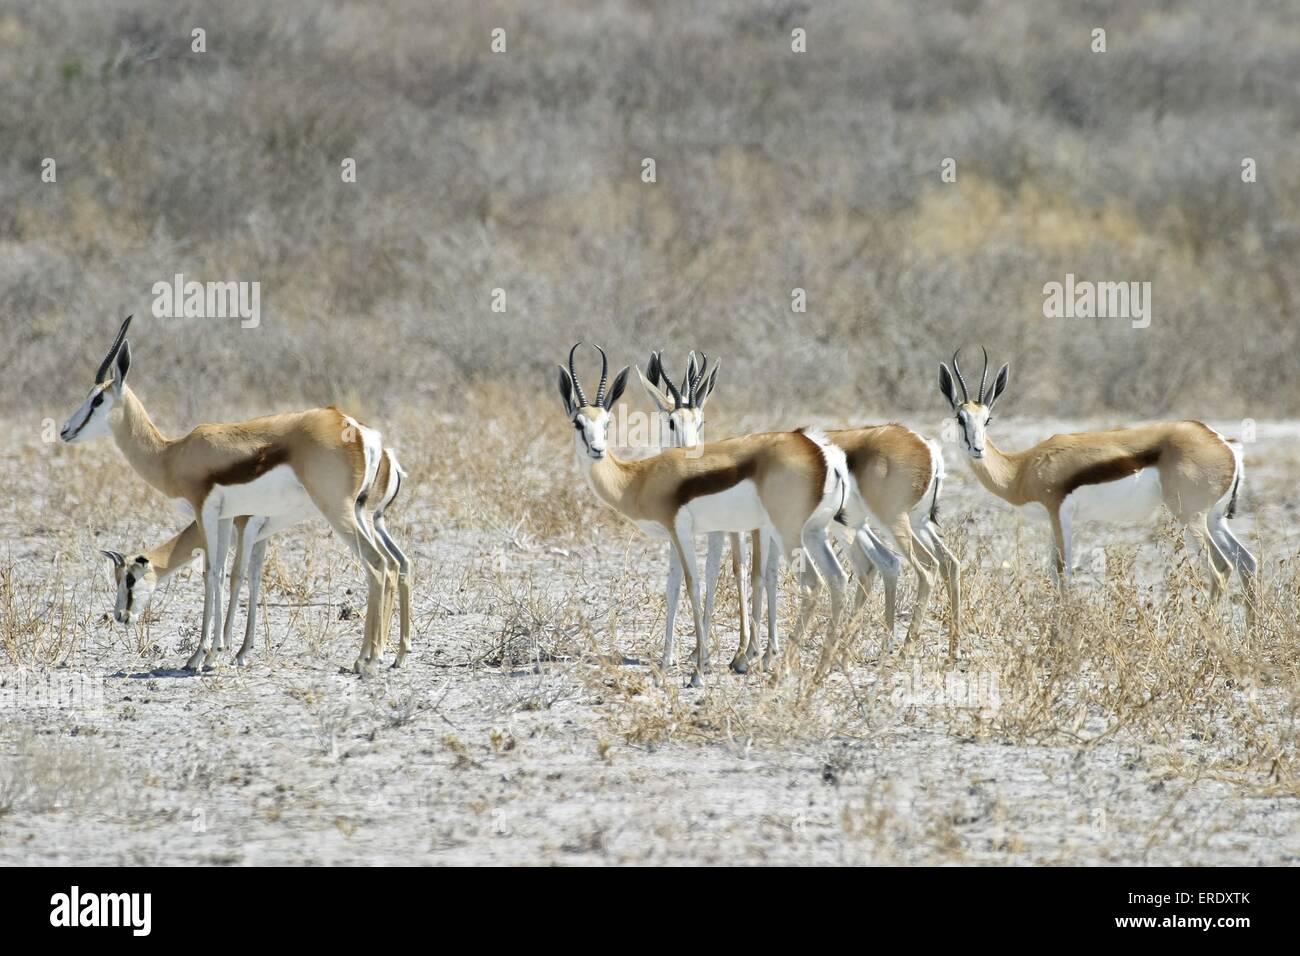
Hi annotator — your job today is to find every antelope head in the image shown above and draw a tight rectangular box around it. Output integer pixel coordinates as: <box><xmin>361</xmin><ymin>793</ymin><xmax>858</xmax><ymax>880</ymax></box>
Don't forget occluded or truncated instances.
<box><xmin>938</xmin><ymin>347</ymin><xmax>1009</xmax><ymax>460</ymax></box>
<box><xmin>556</xmin><ymin>343</ymin><xmax>630</xmax><ymax>461</ymax></box>
<box><xmin>636</xmin><ymin>350</ymin><xmax>720</xmax><ymax>449</ymax></box>
<box><xmin>61</xmin><ymin>315</ymin><xmax>134</xmax><ymax>443</ymax></box>
<box><xmin>101</xmin><ymin>548</ymin><xmax>159</xmax><ymax>625</ymax></box>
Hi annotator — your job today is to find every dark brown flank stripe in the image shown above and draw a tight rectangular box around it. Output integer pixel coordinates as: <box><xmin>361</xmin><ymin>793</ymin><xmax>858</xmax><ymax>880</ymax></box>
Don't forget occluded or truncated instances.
<box><xmin>1061</xmin><ymin>447</ymin><xmax>1161</xmax><ymax>496</ymax></box>
<box><xmin>206</xmin><ymin>444</ymin><xmax>292</xmax><ymax>491</ymax></box>
<box><xmin>672</xmin><ymin>456</ymin><xmax>758</xmax><ymax>510</ymax></box>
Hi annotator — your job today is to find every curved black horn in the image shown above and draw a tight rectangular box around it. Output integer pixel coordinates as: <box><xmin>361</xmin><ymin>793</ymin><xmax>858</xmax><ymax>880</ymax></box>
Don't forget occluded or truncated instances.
<box><xmin>594</xmin><ymin>345</ymin><xmax>609</xmax><ymax>407</ymax></box>
<box><xmin>678</xmin><ymin>352</ymin><xmax>695</xmax><ymax>407</ymax></box>
<box><xmin>568</xmin><ymin>343</ymin><xmax>589</xmax><ymax>407</ymax></box>
<box><xmin>951</xmin><ymin>349</ymin><xmax>971</xmax><ymax>403</ymax></box>
<box><xmin>661</xmin><ymin>360</ymin><xmax>683</xmax><ymax>408</ymax></box>
<box><xmin>977</xmin><ymin>346</ymin><xmax>990</xmax><ymax>403</ymax></box>
<box><xmin>688</xmin><ymin>352</ymin><xmax>708</xmax><ymax>407</ymax></box>
<box><xmin>95</xmin><ymin>315</ymin><xmax>133</xmax><ymax>383</ymax></box>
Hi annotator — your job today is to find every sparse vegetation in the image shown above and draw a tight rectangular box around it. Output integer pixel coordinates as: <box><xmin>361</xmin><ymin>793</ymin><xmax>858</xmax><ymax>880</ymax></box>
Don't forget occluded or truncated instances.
<box><xmin>0</xmin><ymin>0</ymin><xmax>1297</xmax><ymax>863</ymax></box>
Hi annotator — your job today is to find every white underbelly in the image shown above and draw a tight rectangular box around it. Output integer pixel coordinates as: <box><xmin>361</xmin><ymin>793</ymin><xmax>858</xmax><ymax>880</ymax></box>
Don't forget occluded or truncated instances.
<box><xmin>211</xmin><ymin>464</ymin><xmax>313</xmax><ymax>518</ymax></box>
<box><xmin>169</xmin><ymin>497</ymin><xmax>195</xmax><ymax>520</ymax></box>
<box><xmin>1063</xmin><ymin>467</ymin><xmax>1164</xmax><ymax>525</ymax></box>
<box><xmin>681</xmin><ymin>479</ymin><xmax>767</xmax><ymax>534</ymax></box>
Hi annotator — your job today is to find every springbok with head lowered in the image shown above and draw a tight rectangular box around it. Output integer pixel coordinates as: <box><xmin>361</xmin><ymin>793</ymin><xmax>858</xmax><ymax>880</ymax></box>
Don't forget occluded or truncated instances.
<box><xmin>938</xmin><ymin>347</ymin><xmax>1256</xmax><ymax>618</ymax></box>
<box><xmin>100</xmin><ymin>448</ymin><xmax>410</xmax><ymax>668</ymax></box>
<box><xmin>62</xmin><ymin>316</ymin><xmax>412</xmax><ymax>671</ymax></box>
<box><xmin>559</xmin><ymin>343</ymin><xmax>848</xmax><ymax>686</ymax></box>
<box><xmin>637</xmin><ymin>350</ymin><xmax>757</xmax><ymax>672</ymax></box>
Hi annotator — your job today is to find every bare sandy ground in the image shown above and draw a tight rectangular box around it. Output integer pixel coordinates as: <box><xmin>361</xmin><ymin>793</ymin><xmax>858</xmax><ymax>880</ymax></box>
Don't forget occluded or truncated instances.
<box><xmin>1</xmin><ymin>417</ymin><xmax>1297</xmax><ymax>865</ymax></box>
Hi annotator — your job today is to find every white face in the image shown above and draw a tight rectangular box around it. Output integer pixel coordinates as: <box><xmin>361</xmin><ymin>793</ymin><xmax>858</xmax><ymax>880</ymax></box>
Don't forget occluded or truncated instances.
<box><xmin>572</xmin><ymin>406</ymin><xmax>611</xmax><ymax>460</ymax></box>
<box><xmin>105</xmin><ymin>553</ymin><xmax>158</xmax><ymax>624</ymax></box>
<box><xmin>61</xmin><ymin>381</ymin><xmax>118</xmax><ymax>443</ymax></box>
<box><xmin>955</xmin><ymin>402</ymin><xmax>992</xmax><ymax>459</ymax></box>
<box><xmin>663</xmin><ymin>407</ymin><xmax>704</xmax><ymax>448</ymax></box>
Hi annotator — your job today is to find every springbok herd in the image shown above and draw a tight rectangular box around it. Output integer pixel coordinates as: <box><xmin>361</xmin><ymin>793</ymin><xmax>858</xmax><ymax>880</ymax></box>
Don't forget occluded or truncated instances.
<box><xmin>63</xmin><ymin>317</ymin><xmax>1256</xmax><ymax>685</ymax></box>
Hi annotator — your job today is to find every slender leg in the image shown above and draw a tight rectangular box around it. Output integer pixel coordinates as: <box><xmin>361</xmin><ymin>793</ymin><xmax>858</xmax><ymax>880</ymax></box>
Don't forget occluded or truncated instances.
<box><xmin>890</xmin><ymin>516</ymin><xmax>936</xmax><ymax>652</ymax></box>
<box><xmin>221</xmin><ymin>519</ymin><xmax>255</xmax><ymax>654</ymax></box>
<box><xmin>662</xmin><ymin>546</ymin><xmax>684</xmax><ymax>671</ymax></box>
<box><xmin>235</xmin><ymin>537</ymin><xmax>268</xmax><ymax>667</ymax></box>
<box><xmin>312</xmin><ymin>504</ymin><xmax>390</xmax><ymax>675</ymax></box>
<box><xmin>702</xmin><ymin>532</ymin><xmax>725</xmax><ymax>670</ymax></box>
<box><xmin>848</xmin><ymin>522</ymin><xmax>901</xmax><ymax>652</ymax></box>
<box><xmin>200</xmin><ymin>517</ymin><xmax>233</xmax><ymax>669</ymax></box>
<box><xmin>918</xmin><ymin>522</ymin><xmax>962</xmax><ymax>662</ymax></box>
<box><xmin>728</xmin><ymin>532</ymin><xmax>750</xmax><ymax>671</ymax></box>
<box><xmin>1184</xmin><ymin>512</ymin><xmax>1230</xmax><ymax>603</ymax></box>
<box><xmin>1049</xmin><ymin>507</ymin><xmax>1073</xmax><ymax>590</ymax></box>
<box><xmin>760</xmin><ymin>533</ymin><xmax>781</xmax><ymax>670</ymax></box>
<box><xmin>1210</xmin><ymin>513</ymin><xmax>1257</xmax><ymax>627</ymax></box>
<box><xmin>803</xmin><ymin>531</ymin><xmax>848</xmax><ymax>678</ymax></box>
<box><xmin>668</xmin><ymin>519</ymin><xmax>707</xmax><ymax>688</ymax></box>
<box><xmin>734</xmin><ymin>530</ymin><xmax>764</xmax><ymax>673</ymax></box>
<box><xmin>374</xmin><ymin>514</ymin><xmax>413</xmax><ymax>667</ymax></box>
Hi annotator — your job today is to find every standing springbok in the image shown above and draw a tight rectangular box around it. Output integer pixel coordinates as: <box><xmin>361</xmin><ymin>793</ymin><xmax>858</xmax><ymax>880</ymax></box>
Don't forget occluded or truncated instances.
<box><xmin>100</xmin><ymin>447</ymin><xmax>410</xmax><ymax>668</ymax></box>
<box><xmin>61</xmin><ymin>316</ymin><xmax>410</xmax><ymax>671</ymax></box>
<box><xmin>827</xmin><ymin>425</ymin><xmax>962</xmax><ymax>661</ymax></box>
<box><xmin>637</xmin><ymin>350</ymin><xmax>757</xmax><ymax>673</ymax></box>
<box><xmin>558</xmin><ymin>343</ymin><xmax>848</xmax><ymax>686</ymax></box>
<box><xmin>938</xmin><ymin>347</ymin><xmax>1257</xmax><ymax>619</ymax></box>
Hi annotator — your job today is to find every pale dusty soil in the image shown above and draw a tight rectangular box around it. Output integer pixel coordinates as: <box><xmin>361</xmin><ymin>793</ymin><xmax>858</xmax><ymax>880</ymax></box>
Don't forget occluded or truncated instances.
<box><xmin>0</xmin><ymin>418</ymin><xmax>1297</xmax><ymax>865</ymax></box>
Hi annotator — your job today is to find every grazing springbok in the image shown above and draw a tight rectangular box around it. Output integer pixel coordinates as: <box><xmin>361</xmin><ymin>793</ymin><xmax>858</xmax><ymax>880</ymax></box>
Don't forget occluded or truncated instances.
<box><xmin>637</xmin><ymin>349</ymin><xmax>758</xmax><ymax>672</ymax></box>
<box><xmin>558</xmin><ymin>343</ymin><xmax>849</xmax><ymax>686</ymax></box>
<box><xmin>938</xmin><ymin>347</ymin><xmax>1256</xmax><ymax>620</ymax></box>
<box><xmin>61</xmin><ymin>315</ymin><xmax>411</xmax><ymax>671</ymax></box>
<box><xmin>100</xmin><ymin>448</ymin><xmax>410</xmax><ymax>668</ymax></box>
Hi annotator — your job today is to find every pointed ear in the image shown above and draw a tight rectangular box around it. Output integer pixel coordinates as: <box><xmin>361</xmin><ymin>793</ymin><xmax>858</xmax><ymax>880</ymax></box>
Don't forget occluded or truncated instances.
<box><xmin>556</xmin><ymin>366</ymin><xmax>576</xmax><ymax>417</ymax></box>
<box><xmin>987</xmin><ymin>364</ymin><xmax>1010</xmax><ymax>410</ymax></box>
<box><xmin>100</xmin><ymin>549</ymin><xmax>125</xmax><ymax>568</ymax></box>
<box><xmin>111</xmin><ymin>339</ymin><xmax>132</xmax><ymax>395</ymax></box>
<box><xmin>603</xmin><ymin>366</ymin><xmax>631</xmax><ymax>409</ymax></box>
<box><xmin>938</xmin><ymin>364</ymin><xmax>958</xmax><ymax>409</ymax></box>
<box><xmin>697</xmin><ymin>362</ymin><xmax>721</xmax><ymax>409</ymax></box>
<box><xmin>646</xmin><ymin>352</ymin><xmax>663</xmax><ymax>388</ymax></box>
<box><xmin>636</xmin><ymin>365</ymin><xmax>674</xmax><ymax>414</ymax></box>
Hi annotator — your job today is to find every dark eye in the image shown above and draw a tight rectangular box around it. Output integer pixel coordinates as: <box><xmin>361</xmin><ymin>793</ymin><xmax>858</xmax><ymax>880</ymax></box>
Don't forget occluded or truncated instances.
<box><xmin>91</xmin><ymin>393</ymin><xmax>104</xmax><ymax>408</ymax></box>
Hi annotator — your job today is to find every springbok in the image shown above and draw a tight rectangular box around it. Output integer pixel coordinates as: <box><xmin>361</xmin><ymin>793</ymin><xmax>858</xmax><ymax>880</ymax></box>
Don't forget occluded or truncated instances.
<box><xmin>100</xmin><ymin>448</ymin><xmax>410</xmax><ymax>668</ymax></box>
<box><xmin>558</xmin><ymin>343</ymin><xmax>848</xmax><ymax>686</ymax></box>
<box><xmin>938</xmin><ymin>347</ymin><xmax>1256</xmax><ymax>619</ymax></box>
<box><xmin>826</xmin><ymin>425</ymin><xmax>962</xmax><ymax>661</ymax></box>
<box><xmin>636</xmin><ymin>350</ymin><xmax>758</xmax><ymax>672</ymax></box>
<box><xmin>61</xmin><ymin>316</ymin><xmax>411</xmax><ymax>671</ymax></box>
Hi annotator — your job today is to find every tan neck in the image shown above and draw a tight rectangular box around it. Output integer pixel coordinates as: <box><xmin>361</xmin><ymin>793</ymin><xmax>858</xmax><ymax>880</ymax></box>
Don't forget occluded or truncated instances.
<box><xmin>966</xmin><ymin>437</ymin><xmax>1027</xmax><ymax>506</ymax></box>
<box><xmin>109</xmin><ymin>386</ymin><xmax>171</xmax><ymax>492</ymax></box>
<box><xmin>145</xmin><ymin>522</ymin><xmax>205</xmax><ymax>578</ymax></box>
<box><xmin>577</xmin><ymin>450</ymin><xmax>641</xmax><ymax>519</ymax></box>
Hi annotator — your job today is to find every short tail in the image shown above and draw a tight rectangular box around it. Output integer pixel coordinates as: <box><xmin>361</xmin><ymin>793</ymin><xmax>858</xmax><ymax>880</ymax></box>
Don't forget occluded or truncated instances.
<box><xmin>926</xmin><ymin>438</ymin><xmax>945</xmax><ymax>525</ymax></box>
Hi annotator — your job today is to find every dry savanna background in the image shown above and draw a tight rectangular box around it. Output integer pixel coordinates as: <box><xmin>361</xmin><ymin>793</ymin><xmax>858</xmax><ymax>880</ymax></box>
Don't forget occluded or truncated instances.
<box><xmin>1</xmin><ymin>0</ymin><xmax>1297</xmax><ymax>864</ymax></box>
